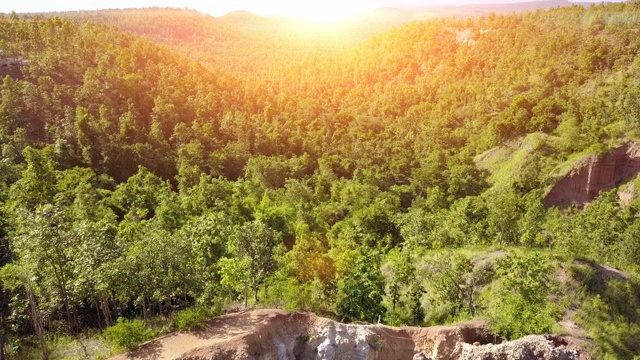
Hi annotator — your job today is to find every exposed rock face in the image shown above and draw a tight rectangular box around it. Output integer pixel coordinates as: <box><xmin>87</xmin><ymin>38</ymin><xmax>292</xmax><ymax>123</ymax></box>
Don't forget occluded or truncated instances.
<box><xmin>543</xmin><ymin>142</ymin><xmax>640</xmax><ymax>208</ymax></box>
<box><xmin>114</xmin><ymin>310</ymin><xmax>586</xmax><ymax>360</ymax></box>
<box><xmin>453</xmin><ymin>335</ymin><xmax>579</xmax><ymax>360</ymax></box>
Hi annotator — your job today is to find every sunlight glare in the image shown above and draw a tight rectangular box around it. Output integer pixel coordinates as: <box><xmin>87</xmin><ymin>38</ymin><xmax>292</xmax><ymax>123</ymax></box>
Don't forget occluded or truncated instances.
<box><xmin>271</xmin><ymin>1</ymin><xmax>376</xmax><ymax>22</ymax></box>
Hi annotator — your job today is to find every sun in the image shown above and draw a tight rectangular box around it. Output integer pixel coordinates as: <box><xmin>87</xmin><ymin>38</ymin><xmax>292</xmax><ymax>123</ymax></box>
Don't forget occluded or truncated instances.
<box><xmin>271</xmin><ymin>1</ymin><xmax>376</xmax><ymax>23</ymax></box>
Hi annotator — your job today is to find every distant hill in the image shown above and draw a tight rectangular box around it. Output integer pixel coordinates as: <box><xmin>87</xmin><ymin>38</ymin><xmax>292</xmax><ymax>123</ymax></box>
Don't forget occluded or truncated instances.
<box><xmin>351</xmin><ymin>0</ymin><xmax>576</xmax><ymax>24</ymax></box>
<box><xmin>15</xmin><ymin>8</ymin><xmax>364</xmax><ymax>78</ymax></box>
<box><xmin>12</xmin><ymin>0</ymin><xmax>586</xmax><ymax>79</ymax></box>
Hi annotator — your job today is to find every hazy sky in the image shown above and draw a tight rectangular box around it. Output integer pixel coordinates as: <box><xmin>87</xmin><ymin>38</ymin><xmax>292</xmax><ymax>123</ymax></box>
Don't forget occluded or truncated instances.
<box><xmin>0</xmin><ymin>0</ymin><xmax>598</xmax><ymax>19</ymax></box>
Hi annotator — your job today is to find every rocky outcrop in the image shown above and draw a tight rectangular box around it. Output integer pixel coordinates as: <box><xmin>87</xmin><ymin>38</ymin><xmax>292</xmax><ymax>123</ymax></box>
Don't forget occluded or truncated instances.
<box><xmin>452</xmin><ymin>335</ymin><xmax>580</xmax><ymax>360</ymax></box>
<box><xmin>543</xmin><ymin>142</ymin><xmax>640</xmax><ymax>208</ymax></box>
<box><xmin>114</xmin><ymin>310</ymin><xmax>586</xmax><ymax>360</ymax></box>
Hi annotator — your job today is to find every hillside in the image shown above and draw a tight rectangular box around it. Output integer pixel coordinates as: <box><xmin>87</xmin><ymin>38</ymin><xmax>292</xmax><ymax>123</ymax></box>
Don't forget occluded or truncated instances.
<box><xmin>1</xmin><ymin>2</ymin><xmax>640</xmax><ymax>359</ymax></box>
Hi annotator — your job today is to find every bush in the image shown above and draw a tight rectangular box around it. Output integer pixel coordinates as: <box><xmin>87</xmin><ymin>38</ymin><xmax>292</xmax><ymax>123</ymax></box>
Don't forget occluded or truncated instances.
<box><xmin>486</xmin><ymin>293</ymin><xmax>562</xmax><ymax>340</ymax></box>
<box><xmin>174</xmin><ymin>306</ymin><xmax>218</xmax><ymax>331</ymax></box>
<box><xmin>484</xmin><ymin>252</ymin><xmax>562</xmax><ymax>340</ymax></box>
<box><xmin>103</xmin><ymin>317</ymin><xmax>150</xmax><ymax>351</ymax></box>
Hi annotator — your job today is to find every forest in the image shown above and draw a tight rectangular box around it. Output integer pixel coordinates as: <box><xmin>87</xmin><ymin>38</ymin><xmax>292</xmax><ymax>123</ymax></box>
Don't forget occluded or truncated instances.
<box><xmin>1</xmin><ymin>2</ymin><xmax>640</xmax><ymax>359</ymax></box>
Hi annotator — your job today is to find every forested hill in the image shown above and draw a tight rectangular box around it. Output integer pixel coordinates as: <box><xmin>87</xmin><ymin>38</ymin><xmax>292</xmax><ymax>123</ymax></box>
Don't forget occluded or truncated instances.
<box><xmin>17</xmin><ymin>8</ymin><xmax>371</xmax><ymax>78</ymax></box>
<box><xmin>19</xmin><ymin>1</ymin><xmax>578</xmax><ymax>78</ymax></box>
<box><xmin>1</xmin><ymin>2</ymin><xmax>640</xmax><ymax>359</ymax></box>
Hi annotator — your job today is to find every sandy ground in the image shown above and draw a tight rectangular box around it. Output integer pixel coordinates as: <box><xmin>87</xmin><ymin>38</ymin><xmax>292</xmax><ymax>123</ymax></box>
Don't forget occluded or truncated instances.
<box><xmin>110</xmin><ymin>310</ymin><xmax>278</xmax><ymax>360</ymax></box>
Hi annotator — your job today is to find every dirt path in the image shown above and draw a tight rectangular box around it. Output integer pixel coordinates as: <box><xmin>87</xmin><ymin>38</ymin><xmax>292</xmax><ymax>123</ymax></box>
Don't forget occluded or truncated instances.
<box><xmin>559</xmin><ymin>308</ymin><xmax>583</xmax><ymax>339</ymax></box>
<box><xmin>110</xmin><ymin>310</ymin><xmax>277</xmax><ymax>360</ymax></box>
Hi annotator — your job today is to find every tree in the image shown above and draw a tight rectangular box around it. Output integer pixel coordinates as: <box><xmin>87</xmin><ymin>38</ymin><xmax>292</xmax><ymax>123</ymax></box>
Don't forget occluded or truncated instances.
<box><xmin>109</xmin><ymin>166</ymin><xmax>174</xmax><ymax>222</ymax></box>
<box><xmin>327</xmin><ymin>189</ymin><xmax>401</xmax><ymax>251</ymax></box>
<box><xmin>382</xmin><ymin>247</ymin><xmax>424</xmax><ymax>325</ymax></box>
<box><xmin>235</xmin><ymin>220</ymin><xmax>282</xmax><ymax>303</ymax></box>
<box><xmin>335</xmin><ymin>248</ymin><xmax>386</xmax><ymax>323</ymax></box>
<box><xmin>430</xmin><ymin>196</ymin><xmax>487</xmax><ymax>248</ymax></box>
<box><xmin>484</xmin><ymin>252</ymin><xmax>561</xmax><ymax>340</ymax></box>
<box><xmin>0</xmin><ymin>264</ymin><xmax>49</xmax><ymax>360</ymax></box>
<box><xmin>8</xmin><ymin>146</ymin><xmax>57</xmax><ymax>211</ymax></box>
<box><xmin>218</xmin><ymin>257</ymin><xmax>250</xmax><ymax>307</ymax></box>
<box><xmin>11</xmin><ymin>204</ymin><xmax>77</xmax><ymax>332</ymax></box>
<box><xmin>111</xmin><ymin>218</ymin><xmax>197</xmax><ymax>319</ymax></box>
<box><xmin>486</xmin><ymin>189</ymin><xmax>521</xmax><ymax>248</ymax></box>
<box><xmin>517</xmin><ymin>190</ymin><xmax>547</xmax><ymax>247</ymax></box>
<box><xmin>575</xmin><ymin>190</ymin><xmax>624</xmax><ymax>261</ymax></box>
<box><xmin>396</xmin><ymin>205</ymin><xmax>436</xmax><ymax>250</ymax></box>
<box><xmin>422</xmin><ymin>252</ymin><xmax>491</xmax><ymax>319</ymax></box>
<box><xmin>180</xmin><ymin>211</ymin><xmax>235</xmax><ymax>303</ymax></box>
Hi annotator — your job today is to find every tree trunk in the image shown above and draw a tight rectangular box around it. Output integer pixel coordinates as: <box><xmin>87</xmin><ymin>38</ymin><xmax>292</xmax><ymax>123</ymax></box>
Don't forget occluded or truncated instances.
<box><xmin>60</xmin><ymin>283</ymin><xmax>73</xmax><ymax>333</ymax></box>
<box><xmin>243</xmin><ymin>281</ymin><xmax>248</xmax><ymax>310</ymax></box>
<box><xmin>253</xmin><ymin>278</ymin><xmax>259</xmax><ymax>303</ymax></box>
<box><xmin>95</xmin><ymin>300</ymin><xmax>101</xmax><ymax>330</ymax></box>
<box><xmin>27</xmin><ymin>283</ymin><xmax>48</xmax><ymax>360</ymax></box>
<box><xmin>391</xmin><ymin>285</ymin><xmax>399</xmax><ymax>311</ymax></box>
<box><xmin>467</xmin><ymin>287</ymin><xmax>475</xmax><ymax>317</ymax></box>
<box><xmin>50</xmin><ymin>265</ymin><xmax>73</xmax><ymax>333</ymax></box>
<box><xmin>101</xmin><ymin>299</ymin><xmax>112</xmax><ymax>327</ymax></box>
<box><xmin>141</xmin><ymin>298</ymin><xmax>147</xmax><ymax>321</ymax></box>
<box><xmin>0</xmin><ymin>334</ymin><xmax>6</xmax><ymax>360</ymax></box>
<box><xmin>164</xmin><ymin>291</ymin><xmax>172</xmax><ymax>320</ymax></box>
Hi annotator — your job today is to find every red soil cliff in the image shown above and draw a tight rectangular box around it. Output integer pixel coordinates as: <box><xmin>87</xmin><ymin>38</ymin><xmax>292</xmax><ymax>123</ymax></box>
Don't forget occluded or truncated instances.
<box><xmin>543</xmin><ymin>142</ymin><xmax>640</xmax><ymax>208</ymax></box>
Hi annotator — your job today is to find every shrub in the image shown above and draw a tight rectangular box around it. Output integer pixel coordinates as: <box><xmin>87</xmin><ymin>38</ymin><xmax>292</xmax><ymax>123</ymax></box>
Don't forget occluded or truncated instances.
<box><xmin>174</xmin><ymin>306</ymin><xmax>217</xmax><ymax>331</ymax></box>
<box><xmin>103</xmin><ymin>317</ymin><xmax>150</xmax><ymax>351</ymax></box>
<box><xmin>486</xmin><ymin>293</ymin><xmax>562</xmax><ymax>340</ymax></box>
<box><xmin>484</xmin><ymin>252</ymin><xmax>562</xmax><ymax>340</ymax></box>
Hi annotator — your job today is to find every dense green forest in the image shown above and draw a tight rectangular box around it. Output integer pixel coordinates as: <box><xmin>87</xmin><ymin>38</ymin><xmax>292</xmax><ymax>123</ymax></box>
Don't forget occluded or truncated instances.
<box><xmin>1</xmin><ymin>2</ymin><xmax>640</xmax><ymax>359</ymax></box>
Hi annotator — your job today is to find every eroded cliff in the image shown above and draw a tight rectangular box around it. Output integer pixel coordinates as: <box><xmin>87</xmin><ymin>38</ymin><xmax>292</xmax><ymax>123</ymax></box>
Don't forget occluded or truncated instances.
<box><xmin>543</xmin><ymin>142</ymin><xmax>640</xmax><ymax>208</ymax></box>
<box><xmin>112</xmin><ymin>309</ymin><xmax>586</xmax><ymax>360</ymax></box>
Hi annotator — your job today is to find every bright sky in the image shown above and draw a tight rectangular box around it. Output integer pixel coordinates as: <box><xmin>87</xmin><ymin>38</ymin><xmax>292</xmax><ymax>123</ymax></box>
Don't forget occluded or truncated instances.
<box><xmin>0</xmin><ymin>0</ymin><xmax>602</xmax><ymax>22</ymax></box>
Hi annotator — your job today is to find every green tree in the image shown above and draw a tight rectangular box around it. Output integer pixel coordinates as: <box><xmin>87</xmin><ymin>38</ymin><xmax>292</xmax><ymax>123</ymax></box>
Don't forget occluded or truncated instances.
<box><xmin>486</xmin><ymin>189</ymin><xmax>521</xmax><ymax>248</ymax></box>
<box><xmin>485</xmin><ymin>252</ymin><xmax>561</xmax><ymax>340</ymax></box>
<box><xmin>335</xmin><ymin>248</ymin><xmax>386</xmax><ymax>323</ymax></box>
<box><xmin>235</xmin><ymin>220</ymin><xmax>282</xmax><ymax>303</ymax></box>
<box><xmin>180</xmin><ymin>211</ymin><xmax>235</xmax><ymax>303</ymax></box>
<box><xmin>11</xmin><ymin>204</ymin><xmax>77</xmax><ymax>332</ymax></box>
<box><xmin>218</xmin><ymin>256</ymin><xmax>250</xmax><ymax>306</ymax></box>
<box><xmin>574</xmin><ymin>190</ymin><xmax>625</xmax><ymax>261</ymax></box>
<box><xmin>8</xmin><ymin>146</ymin><xmax>57</xmax><ymax>211</ymax></box>
<box><xmin>0</xmin><ymin>264</ymin><xmax>49</xmax><ymax>360</ymax></box>
<box><xmin>517</xmin><ymin>190</ymin><xmax>548</xmax><ymax>247</ymax></box>
<box><xmin>382</xmin><ymin>247</ymin><xmax>424</xmax><ymax>325</ymax></box>
<box><xmin>422</xmin><ymin>252</ymin><xmax>490</xmax><ymax>319</ymax></box>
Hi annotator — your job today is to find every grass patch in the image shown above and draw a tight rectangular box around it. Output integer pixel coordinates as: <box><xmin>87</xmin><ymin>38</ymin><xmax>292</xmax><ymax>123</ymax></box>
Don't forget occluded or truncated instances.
<box><xmin>476</xmin><ymin>133</ymin><xmax>558</xmax><ymax>193</ymax></box>
<box><xmin>4</xmin><ymin>332</ymin><xmax>113</xmax><ymax>360</ymax></box>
